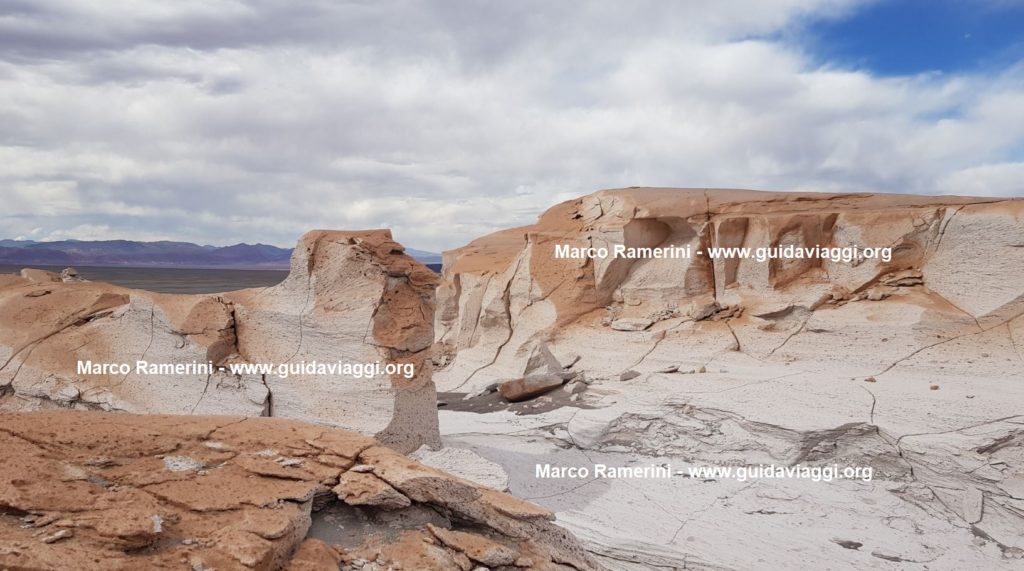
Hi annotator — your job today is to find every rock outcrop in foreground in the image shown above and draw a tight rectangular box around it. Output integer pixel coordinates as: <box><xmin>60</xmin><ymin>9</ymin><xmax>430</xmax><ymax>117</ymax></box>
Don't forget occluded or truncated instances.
<box><xmin>0</xmin><ymin>411</ymin><xmax>601</xmax><ymax>571</ymax></box>
<box><xmin>0</xmin><ymin>230</ymin><xmax>440</xmax><ymax>452</ymax></box>
<box><xmin>433</xmin><ymin>188</ymin><xmax>1024</xmax><ymax>569</ymax></box>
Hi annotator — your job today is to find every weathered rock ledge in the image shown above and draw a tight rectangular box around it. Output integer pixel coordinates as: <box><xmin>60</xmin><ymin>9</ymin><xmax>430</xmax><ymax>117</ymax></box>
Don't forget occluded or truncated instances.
<box><xmin>0</xmin><ymin>411</ymin><xmax>602</xmax><ymax>571</ymax></box>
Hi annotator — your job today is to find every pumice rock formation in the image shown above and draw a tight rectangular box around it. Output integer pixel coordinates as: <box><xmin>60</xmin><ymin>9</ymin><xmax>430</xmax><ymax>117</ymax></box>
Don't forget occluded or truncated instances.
<box><xmin>0</xmin><ymin>270</ymin><xmax>261</xmax><ymax>416</ymax></box>
<box><xmin>3</xmin><ymin>188</ymin><xmax>1022</xmax><ymax>569</ymax></box>
<box><xmin>433</xmin><ymin>188</ymin><xmax>1024</xmax><ymax>569</ymax></box>
<box><xmin>226</xmin><ymin>230</ymin><xmax>441</xmax><ymax>453</ymax></box>
<box><xmin>0</xmin><ymin>411</ymin><xmax>601</xmax><ymax>570</ymax></box>
<box><xmin>436</xmin><ymin>188</ymin><xmax>1024</xmax><ymax>393</ymax></box>
<box><xmin>0</xmin><ymin>230</ymin><xmax>440</xmax><ymax>452</ymax></box>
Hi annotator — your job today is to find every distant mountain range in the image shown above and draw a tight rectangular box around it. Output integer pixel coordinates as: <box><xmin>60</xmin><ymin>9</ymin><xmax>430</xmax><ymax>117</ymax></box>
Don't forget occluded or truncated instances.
<box><xmin>0</xmin><ymin>239</ymin><xmax>442</xmax><ymax>269</ymax></box>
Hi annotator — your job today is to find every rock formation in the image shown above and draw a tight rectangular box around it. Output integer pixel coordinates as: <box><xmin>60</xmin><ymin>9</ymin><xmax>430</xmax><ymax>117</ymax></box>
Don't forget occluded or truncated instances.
<box><xmin>0</xmin><ymin>411</ymin><xmax>600</xmax><ymax>570</ymax></box>
<box><xmin>0</xmin><ymin>230</ymin><xmax>440</xmax><ymax>452</ymax></box>
<box><xmin>226</xmin><ymin>230</ymin><xmax>441</xmax><ymax>452</ymax></box>
<box><xmin>434</xmin><ymin>188</ymin><xmax>1024</xmax><ymax>569</ymax></box>
<box><xmin>3</xmin><ymin>187</ymin><xmax>1023</xmax><ymax>569</ymax></box>
<box><xmin>436</xmin><ymin>188</ymin><xmax>1024</xmax><ymax>392</ymax></box>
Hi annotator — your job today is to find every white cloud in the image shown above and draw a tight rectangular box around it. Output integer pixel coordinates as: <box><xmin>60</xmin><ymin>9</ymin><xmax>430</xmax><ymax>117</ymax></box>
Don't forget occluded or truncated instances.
<box><xmin>0</xmin><ymin>0</ymin><xmax>1021</xmax><ymax>252</ymax></box>
<box><xmin>937</xmin><ymin>162</ymin><xmax>1024</xmax><ymax>196</ymax></box>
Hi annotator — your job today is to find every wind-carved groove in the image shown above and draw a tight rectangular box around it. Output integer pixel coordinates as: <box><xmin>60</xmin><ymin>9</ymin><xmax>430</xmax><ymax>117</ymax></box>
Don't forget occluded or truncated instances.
<box><xmin>724</xmin><ymin>320</ymin><xmax>742</xmax><ymax>353</ymax></box>
<box><xmin>261</xmin><ymin>374</ymin><xmax>273</xmax><ymax>417</ymax></box>
<box><xmin>453</xmin><ymin>245</ymin><xmax>526</xmax><ymax>391</ymax></box>
<box><xmin>931</xmin><ymin>205</ymin><xmax>966</xmax><ymax>257</ymax></box>
<box><xmin>285</xmin><ymin>237</ymin><xmax>322</xmax><ymax>365</ymax></box>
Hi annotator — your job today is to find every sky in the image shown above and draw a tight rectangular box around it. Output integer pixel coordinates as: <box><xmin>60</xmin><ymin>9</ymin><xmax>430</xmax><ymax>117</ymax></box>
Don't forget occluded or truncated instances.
<box><xmin>1</xmin><ymin>0</ymin><xmax>1022</xmax><ymax>252</ymax></box>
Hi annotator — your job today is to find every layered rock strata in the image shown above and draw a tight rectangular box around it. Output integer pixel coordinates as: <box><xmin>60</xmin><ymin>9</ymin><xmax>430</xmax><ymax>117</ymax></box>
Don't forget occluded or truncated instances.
<box><xmin>0</xmin><ymin>230</ymin><xmax>440</xmax><ymax>452</ymax></box>
<box><xmin>0</xmin><ymin>411</ymin><xmax>600</xmax><ymax>570</ymax></box>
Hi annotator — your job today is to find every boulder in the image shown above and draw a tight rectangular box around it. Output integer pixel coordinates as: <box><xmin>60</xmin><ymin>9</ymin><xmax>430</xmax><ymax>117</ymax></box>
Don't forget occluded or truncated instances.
<box><xmin>498</xmin><ymin>373</ymin><xmax>564</xmax><ymax>402</ymax></box>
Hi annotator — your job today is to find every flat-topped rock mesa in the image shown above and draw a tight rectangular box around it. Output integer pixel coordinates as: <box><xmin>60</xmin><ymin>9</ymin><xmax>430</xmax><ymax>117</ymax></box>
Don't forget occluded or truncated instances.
<box><xmin>0</xmin><ymin>411</ymin><xmax>602</xmax><ymax>571</ymax></box>
<box><xmin>434</xmin><ymin>188</ymin><xmax>1024</xmax><ymax>392</ymax></box>
<box><xmin>0</xmin><ymin>230</ymin><xmax>440</xmax><ymax>452</ymax></box>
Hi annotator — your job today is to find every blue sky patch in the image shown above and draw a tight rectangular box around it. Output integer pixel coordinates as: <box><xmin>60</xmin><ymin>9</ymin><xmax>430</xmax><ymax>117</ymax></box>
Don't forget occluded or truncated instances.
<box><xmin>808</xmin><ymin>0</ymin><xmax>1024</xmax><ymax>75</ymax></box>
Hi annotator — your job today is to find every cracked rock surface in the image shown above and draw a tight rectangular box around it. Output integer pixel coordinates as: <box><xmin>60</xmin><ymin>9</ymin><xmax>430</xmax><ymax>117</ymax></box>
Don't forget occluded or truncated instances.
<box><xmin>0</xmin><ymin>411</ymin><xmax>602</xmax><ymax>571</ymax></box>
<box><xmin>434</xmin><ymin>188</ymin><xmax>1024</xmax><ymax>569</ymax></box>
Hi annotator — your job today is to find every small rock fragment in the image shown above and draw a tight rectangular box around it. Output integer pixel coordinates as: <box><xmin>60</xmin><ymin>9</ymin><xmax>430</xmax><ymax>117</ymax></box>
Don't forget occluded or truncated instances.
<box><xmin>498</xmin><ymin>374</ymin><xmax>564</xmax><ymax>402</ymax></box>
<box><xmin>285</xmin><ymin>539</ymin><xmax>343</xmax><ymax>571</ymax></box>
<box><xmin>961</xmin><ymin>487</ymin><xmax>984</xmax><ymax>524</ymax></box>
<box><xmin>427</xmin><ymin>524</ymin><xmax>518</xmax><ymax>567</ymax></box>
<box><xmin>559</xmin><ymin>353</ymin><xmax>581</xmax><ymax>368</ymax></box>
<box><xmin>41</xmin><ymin>529</ymin><xmax>73</xmax><ymax>544</ymax></box>
<box><xmin>619</xmin><ymin>370</ymin><xmax>641</xmax><ymax>382</ymax></box>
<box><xmin>563</xmin><ymin>381</ymin><xmax>586</xmax><ymax>395</ymax></box>
<box><xmin>610</xmin><ymin>318</ymin><xmax>653</xmax><ymax>331</ymax></box>
<box><xmin>831</xmin><ymin>538</ymin><xmax>862</xmax><ymax>550</ymax></box>
<box><xmin>163</xmin><ymin>456</ymin><xmax>204</xmax><ymax>472</ymax></box>
<box><xmin>60</xmin><ymin>267</ymin><xmax>86</xmax><ymax>283</ymax></box>
<box><xmin>334</xmin><ymin>471</ymin><xmax>411</xmax><ymax>509</ymax></box>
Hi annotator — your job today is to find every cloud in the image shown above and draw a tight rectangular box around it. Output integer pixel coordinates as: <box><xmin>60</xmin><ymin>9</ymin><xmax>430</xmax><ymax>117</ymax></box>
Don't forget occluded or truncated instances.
<box><xmin>937</xmin><ymin>162</ymin><xmax>1024</xmax><ymax>196</ymax></box>
<box><xmin>0</xmin><ymin>0</ymin><xmax>1021</xmax><ymax>251</ymax></box>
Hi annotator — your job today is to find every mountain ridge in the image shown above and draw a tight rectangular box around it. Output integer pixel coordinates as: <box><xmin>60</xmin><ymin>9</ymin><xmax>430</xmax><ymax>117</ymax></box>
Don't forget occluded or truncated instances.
<box><xmin>0</xmin><ymin>238</ymin><xmax>442</xmax><ymax>268</ymax></box>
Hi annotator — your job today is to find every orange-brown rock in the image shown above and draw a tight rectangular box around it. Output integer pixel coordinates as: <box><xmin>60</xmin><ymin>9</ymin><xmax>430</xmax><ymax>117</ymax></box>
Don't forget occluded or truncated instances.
<box><xmin>498</xmin><ymin>374</ymin><xmax>564</xmax><ymax>402</ymax></box>
<box><xmin>0</xmin><ymin>411</ymin><xmax>603</xmax><ymax>571</ymax></box>
<box><xmin>332</xmin><ymin>471</ymin><xmax>410</xmax><ymax>510</ymax></box>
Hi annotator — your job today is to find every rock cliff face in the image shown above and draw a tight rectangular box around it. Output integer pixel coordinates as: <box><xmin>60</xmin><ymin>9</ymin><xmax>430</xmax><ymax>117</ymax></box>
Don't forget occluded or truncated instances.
<box><xmin>0</xmin><ymin>230</ymin><xmax>440</xmax><ymax>452</ymax></box>
<box><xmin>434</xmin><ymin>188</ymin><xmax>1024</xmax><ymax>569</ymax></box>
<box><xmin>436</xmin><ymin>188</ymin><xmax>1024</xmax><ymax>392</ymax></box>
<box><xmin>0</xmin><ymin>411</ymin><xmax>600</xmax><ymax>570</ymax></box>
